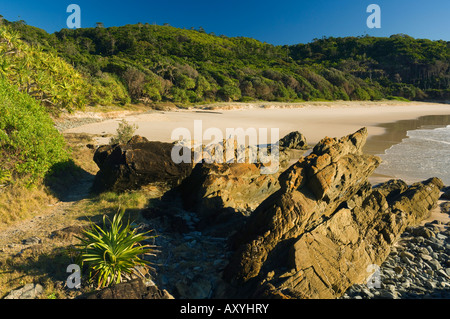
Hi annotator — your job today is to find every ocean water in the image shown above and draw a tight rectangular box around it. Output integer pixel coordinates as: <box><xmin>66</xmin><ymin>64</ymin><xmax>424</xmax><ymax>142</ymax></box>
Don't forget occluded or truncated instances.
<box><xmin>375</xmin><ymin>125</ymin><xmax>450</xmax><ymax>185</ymax></box>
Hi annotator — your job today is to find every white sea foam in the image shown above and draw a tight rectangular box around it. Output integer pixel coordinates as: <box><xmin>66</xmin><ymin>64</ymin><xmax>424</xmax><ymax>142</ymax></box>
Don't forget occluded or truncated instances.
<box><xmin>376</xmin><ymin>125</ymin><xmax>450</xmax><ymax>185</ymax></box>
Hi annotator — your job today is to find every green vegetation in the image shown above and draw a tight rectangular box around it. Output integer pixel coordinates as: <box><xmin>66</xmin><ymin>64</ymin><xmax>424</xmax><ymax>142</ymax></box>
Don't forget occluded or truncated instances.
<box><xmin>0</xmin><ymin>77</ymin><xmax>70</xmax><ymax>185</ymax></box>
<box><xmin>75</xmin><ymin>209</ymin><xmax>157</xmax><ymax>288</ymax></box>
<box><xmin>3</xmin><ymin>20</ymin><xmax>448</xmax><ymax>110</ymax></box>
<box><xmin>0</xmin><ymin>25</ymin><xmax>89</xmax><ymax>113</ymax></box>
<box><xmin>109</xmin><ymin>119</ymin><xmax>138</xmax><ymax>145</ymax></box>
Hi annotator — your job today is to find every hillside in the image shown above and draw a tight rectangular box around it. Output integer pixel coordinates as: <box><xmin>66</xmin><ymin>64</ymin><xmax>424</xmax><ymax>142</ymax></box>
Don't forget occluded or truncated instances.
<box><xmin>5</xmin><ymin>20</ymin><xmax>449</xmax><ymax>109</ymax></box>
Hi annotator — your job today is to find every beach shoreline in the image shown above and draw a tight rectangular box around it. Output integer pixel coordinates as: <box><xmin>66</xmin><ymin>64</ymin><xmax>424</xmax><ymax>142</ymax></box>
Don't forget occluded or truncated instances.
<box><xmin>62</xmin><ymin>100</ymin><xmax>450</xmax><ymax>148</ymax></box>
<box><xmin>61</xmin><ymin>101</ymin><xmax>450</xmax><ymax>184</ymax></box>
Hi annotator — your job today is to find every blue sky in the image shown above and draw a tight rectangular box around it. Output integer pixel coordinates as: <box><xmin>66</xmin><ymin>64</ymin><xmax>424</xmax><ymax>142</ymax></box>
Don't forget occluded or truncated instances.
<box><xmin>0</xmin><ymin>0</ymin><xmax>449</xmax><ymax>45</ymax></box>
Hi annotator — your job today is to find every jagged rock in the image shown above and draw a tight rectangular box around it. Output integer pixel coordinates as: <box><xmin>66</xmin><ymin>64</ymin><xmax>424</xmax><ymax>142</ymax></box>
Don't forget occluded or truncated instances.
<box><xmin>92</xmin><ymin>136</ymin><xmax>193</xmax><ymax>193</ymax></box>
<box><xmin>279</xmin><ymin>131</ymin><xmax>308</xmax><ymax>150</ymax></box>
<box><xmin>177</xmin><ymin>162</ymin><xmax>281</xmax><ymax>236</ymax></box>
<box><xmin>78</xmin><ymin>278</ymin><xmax>174</xmax><ymax>299</ymax></box>
<box><xmin>175</xmin><ymin>132</ymin><xmax>308</xmax><ymax>233</ymax></box>
<box><xmin>179</xmin><ymin>162</ymin><xmax>280</xmax><ymax>216</ymax></box>
<box><xmin>222</xmin><ymin>128</ymin><xmax>443</xmax><ymax>299</ymax></box>
<box><xmin>440</xmin><ymin>186</ymin><xmax>450</xmax><ymax>200</ymax></box>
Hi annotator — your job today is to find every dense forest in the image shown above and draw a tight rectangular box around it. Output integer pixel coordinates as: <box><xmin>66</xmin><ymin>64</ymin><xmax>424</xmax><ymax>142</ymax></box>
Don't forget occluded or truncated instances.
<box><xmin>2</xmin><ymin>19</ymin><xmax>449</xmax><ymax>111</ymax></box>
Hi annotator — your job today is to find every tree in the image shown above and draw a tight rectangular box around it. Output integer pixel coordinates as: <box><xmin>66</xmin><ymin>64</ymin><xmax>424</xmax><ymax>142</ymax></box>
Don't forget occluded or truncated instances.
<box><xmin>122</xmin><ymin>67</ymin><xmax>146</xmax><ymax>101</ymax></box>
<box><xmin>219</xmin><ymin>85</ymin><xmax>241</xmax><ymax>101</ymax></box>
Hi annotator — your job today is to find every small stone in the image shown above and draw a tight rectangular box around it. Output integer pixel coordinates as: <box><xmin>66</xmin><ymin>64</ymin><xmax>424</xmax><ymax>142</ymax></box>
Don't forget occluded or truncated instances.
<box><xmin>412</xmin><ymin>236</ymin><xmax>425</xmax><ymax>244</ymax></box>
<box><xmin>426</xmin><ymin>259</ymin><xmax>442</xmax><ymax>271</ymax></box>
<box><xmin>437</xmin><ymin>269</ymin><xmax>449</xmax><ymax>279</ymax></box>
<box><xmin>412</xmin><ymin>227</ymin><xmax>435</xmax><ymax>239</ymax></box>
<box><xmin>400</xmin><ymin>251</ymin><xmax>415</xmax><ymax>262</ymax></box>
<box><xmin>420</xmin><ymin>253</ymin><xmax>433</xmax><ymax>261</ymax></box>
<box><xmin>376</xmin><ymin>289</ymin><xmax>397</xmax><ymax>299</ymax></box>
<box><xmin>394</xmin><ymin>266</ymin><xmax>403</xmax><ymax>275</ymax></box>
<box><xmin>22</xmin><ymin>236</ymin><xmax>41</xmax><ymax>245</ymax></box>
<box><xmin>425</xmin><ymin>281</ymin><xmax>437</xmax><ymax>290</ymax></box>
<box><xmin>361</xmin><ymin>287</ymin><xmax>374</xmax><ymax>298</ymax></box>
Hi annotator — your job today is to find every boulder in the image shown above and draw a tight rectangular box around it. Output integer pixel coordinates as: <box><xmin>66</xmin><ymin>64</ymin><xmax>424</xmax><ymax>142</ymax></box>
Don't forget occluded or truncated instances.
<box><xmin>279</xmin><ymin>131</ymin><xmax>308</xmax><ymax>150</ymax></box>
<box><xmin>4</xmin><ymin>283</ymin><xmax>44</xmax><ymax>299</ymax></box>
<box><xmin>179</xmin><ymin>162</ymin><xmax>280</xmax><ymax>217</ymax></box>
<box><xmin>222</xmin><ymin>128</ymin><xmax>443</xmax><ymax>299</ymax></box>
<box><xmin>92</xmin><ymin>136</ymin><xmax>193</xmax><ymax>193</ymax></box>
<box><xmin>177</xmin><ymin>162</ymin><xmax>281</xmax><ymax>236</ymax></box>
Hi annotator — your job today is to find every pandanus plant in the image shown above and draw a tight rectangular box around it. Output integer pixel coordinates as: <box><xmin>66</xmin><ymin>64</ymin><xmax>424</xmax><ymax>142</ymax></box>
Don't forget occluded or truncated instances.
<box><xmin>75</xmin><ymin>209</ymin><xmax>158</xmax><ymax>288</ymax></box>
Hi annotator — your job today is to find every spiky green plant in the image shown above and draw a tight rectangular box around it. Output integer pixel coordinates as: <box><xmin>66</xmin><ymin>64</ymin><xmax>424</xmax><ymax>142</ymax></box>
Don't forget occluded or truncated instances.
<box><xmin>76</xmin><ymin>209</ymin><xmax>157</xmax><ymax>288</ymax></box>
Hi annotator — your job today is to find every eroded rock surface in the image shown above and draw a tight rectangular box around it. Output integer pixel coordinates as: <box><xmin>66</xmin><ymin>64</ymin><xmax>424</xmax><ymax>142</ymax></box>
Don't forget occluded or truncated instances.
<box><xmin>222</xmin><ymin>128</ymin><xmax>443</xmax><ymax>299</ymax></box>
<box><xmin>93</xmin><ymin>136</ymin><xmax>193</xmax><ymax>193</ymax></box>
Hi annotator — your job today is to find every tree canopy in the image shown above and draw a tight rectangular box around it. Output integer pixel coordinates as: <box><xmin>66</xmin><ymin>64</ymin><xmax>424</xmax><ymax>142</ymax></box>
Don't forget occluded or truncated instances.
<box><xmin>3</xmin><ymin>20</ymin><xmax>449</xmax><ymax>110</ymax></box>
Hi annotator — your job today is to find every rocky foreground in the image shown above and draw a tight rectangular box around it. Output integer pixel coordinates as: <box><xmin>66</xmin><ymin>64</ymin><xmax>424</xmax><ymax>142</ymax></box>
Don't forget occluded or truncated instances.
<box><xmin>63</xmin><ymin>128</ymin><xmax>450</xmax><ymax>298</ymax></box>
<box><xmin>342</xmin><ymin>219</ymin><xmax>450</xmax><ymax>299</ymax></box>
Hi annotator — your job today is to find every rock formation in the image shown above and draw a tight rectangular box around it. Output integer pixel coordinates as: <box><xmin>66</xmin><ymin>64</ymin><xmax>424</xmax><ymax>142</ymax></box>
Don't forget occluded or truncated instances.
<box><xmin>179</xmin><ymin>162</ymin><xmax>281</xmax><ymax>218</ymax></box>
<box><xmin>222</xmin><ymin>128</ymin><xmax>443</xmax><ymax>299</ymax></box>
<box><xmin>92</xmin><ymin>136</ymin><xmax>193</xmax><ymax>193</ymax></box>
<box><xmin>176</xmin><ymin>131</ymin><xmax>308</xmax><ymax>228</ymax></box>
<box><xmin>279</xmin><ymin>131</ymin><xmax>308</xmax><ymax>150</ymax></box>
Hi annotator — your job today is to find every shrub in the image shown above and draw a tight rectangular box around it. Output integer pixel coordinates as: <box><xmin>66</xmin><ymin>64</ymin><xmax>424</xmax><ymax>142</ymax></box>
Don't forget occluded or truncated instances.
<box><xmin>75</xmin><ymin>209</ymin><xmax>157</xmax><ymax>288</ymax></box>
<box><xmin>109</xmin><ymin>119</ymin><xmax>138</xmax><ymax>145</ymax></box>
<box><xmin>0</xmin><ymin>78</ymin><xmax>70</xmax><ymax>185</ymax></box>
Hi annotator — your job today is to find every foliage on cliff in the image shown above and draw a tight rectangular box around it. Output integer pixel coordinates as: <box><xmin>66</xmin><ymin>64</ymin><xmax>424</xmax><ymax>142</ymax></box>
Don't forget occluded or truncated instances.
<box><xmin>5</xmin><ymin>20</ymin><xmax>449</xmax><ymax>107</ymax></box>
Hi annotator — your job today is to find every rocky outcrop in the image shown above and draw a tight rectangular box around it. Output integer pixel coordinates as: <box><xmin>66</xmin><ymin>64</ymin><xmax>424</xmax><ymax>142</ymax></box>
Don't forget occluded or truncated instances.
<box><xmin>175</xmin><ymin>131</ymin><xmax>309</xmax><ymax>226</ymax></box>
<box><xmin>176</xmin><ymin>162</ymin><xmax>281</xmax><ymax>237</ymax></box>
<box><xmin>179</xmin><ymin>163</ymin><xmax>281</xmax><ymax>217</ymax></box>
<box><xmin>92</xmin><ymin>136</ymin><xmax>193</xmax><ymax>193</ymax></box>
<box><xmin>222</xmin><ymin>128</ymin><xmax>444</xmax><ymax>299</ymax></box>
<box><xmin>279</xmin><ymin>131</ymin><xmax>308</xmax><ymax>150</ymax></box>
<box><xmin>343</xmin><ymin>220</ymin><xmax>450</xmax><ymax>299</ymax></box>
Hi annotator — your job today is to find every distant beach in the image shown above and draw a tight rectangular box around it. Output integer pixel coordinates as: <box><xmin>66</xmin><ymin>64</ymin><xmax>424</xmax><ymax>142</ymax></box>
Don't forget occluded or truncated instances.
<box><xmin>63</xmin><ymin>101</ymin><xmax>450</xmax><ymax>185</ymax></box>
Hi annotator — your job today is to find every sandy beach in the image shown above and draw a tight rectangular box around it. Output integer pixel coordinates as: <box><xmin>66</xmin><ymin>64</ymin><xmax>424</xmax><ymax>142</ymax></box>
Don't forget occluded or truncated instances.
<box><xmin>63</xmin><ymin>100</ymin><xmax>450</xmax><ymax>192</ymax></box>
<box><xmin>64</xmin><ymin>101</ymin><xmax>450</xmax><ymax>147</ymax></box>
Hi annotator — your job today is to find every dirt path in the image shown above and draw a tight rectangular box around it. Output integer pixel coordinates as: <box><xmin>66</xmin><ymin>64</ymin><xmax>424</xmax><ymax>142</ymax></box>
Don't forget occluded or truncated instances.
<box><xmin>0</xmin><ymin>174</ymin><xmax>95</xmax><ymax>254</ymax></box>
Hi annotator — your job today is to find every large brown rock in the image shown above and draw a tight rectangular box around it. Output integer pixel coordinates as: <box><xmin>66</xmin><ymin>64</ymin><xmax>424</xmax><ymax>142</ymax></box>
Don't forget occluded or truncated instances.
<box><xmin>179</xmin><ymin>162</ymin><xmax>281</xmax><ymax>217</ymax></box>
<box><xmin>279</xmin><ymin>131</ymin><xmax>308</xmax><ymax>150</ymax></box>
<box><xmin>177</xmin><ymin>162</ymin><xmax>281</xmax><ymax>237</ymax></box>
<box><xmin>92</xmin><ymin>136</ymin><xmax>193</xmax><ymax>193</ymax></box>
<box><xmin>222</xmin><ymin>128</ymin><xmax>443</xmax><ymax>299</ymax></box>
<box><xmin>176</xmin><ymin>135</ymin><xmax>300</xmax><ymax>234</ymax></box>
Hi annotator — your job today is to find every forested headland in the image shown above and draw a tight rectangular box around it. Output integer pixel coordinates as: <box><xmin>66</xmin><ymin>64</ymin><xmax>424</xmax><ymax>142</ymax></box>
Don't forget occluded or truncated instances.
<box><xmin>2</xmin><ymin>19</ymin><xmax>449</xmax><ymax>113</ymax></box>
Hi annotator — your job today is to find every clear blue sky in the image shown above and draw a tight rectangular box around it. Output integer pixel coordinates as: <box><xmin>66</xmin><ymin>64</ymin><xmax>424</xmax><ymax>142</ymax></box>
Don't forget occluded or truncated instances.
<box><xmin>0</xmin><ymin>0</ymin><xmax>449</xmax><ymax>45</ymax></box>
